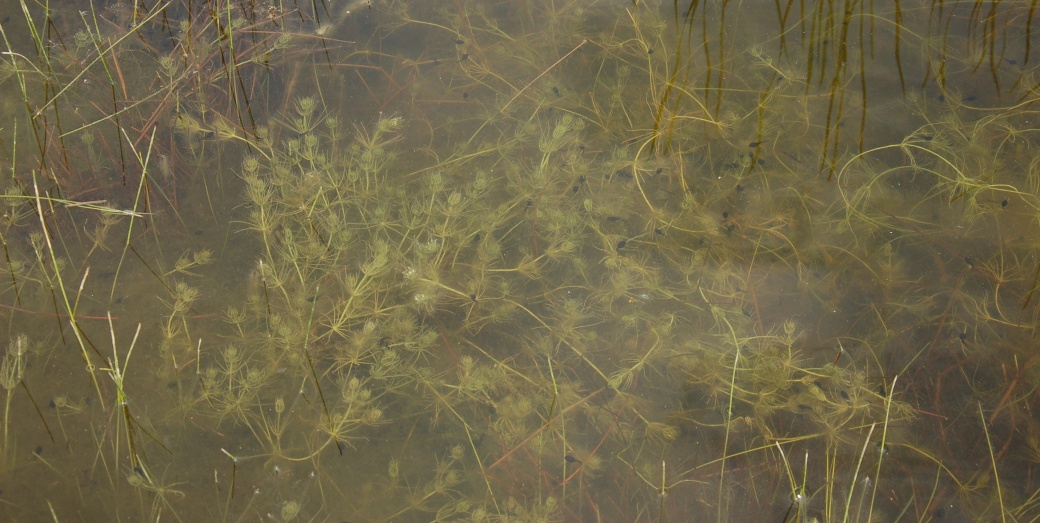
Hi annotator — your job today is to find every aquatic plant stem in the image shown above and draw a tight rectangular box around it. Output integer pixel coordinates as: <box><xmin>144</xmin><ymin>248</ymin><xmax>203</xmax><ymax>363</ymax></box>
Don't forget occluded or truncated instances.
<box><xmin>979</xmin><ymin>401</ymin><xmax>1007</xmax><ymax>523</ymax></box>
<box><xmin>867</xmin><ymin>375</ymin><xmax>897</xmax><ymax>523</ymax></box>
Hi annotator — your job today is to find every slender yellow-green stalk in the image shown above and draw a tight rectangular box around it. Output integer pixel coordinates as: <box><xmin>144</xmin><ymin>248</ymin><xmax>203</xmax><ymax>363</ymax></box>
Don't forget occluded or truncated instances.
<box><xmin>0</xmin><ymin>334</ymin><xmax>26</xmax><ymax>455</ymax></box>
<box><xmin>842</xmin><ymin>423</ymin><xmax>876</xmax><ymax>523</ymax></box>
<box><xmin>32</xmin><ymin>172</ymin><xmax>105</xmax><ymax>404</ymax></box>
<box><xmin>109</xmin><ymin>127</ymin><xmax>157</xmax><ymax>304</ymax></box>
<box><xmin>867</xmin><ymin>375</ymin><xmax>898</xmax><ymax>523</ymax></box>
<box><xmin>979</xmin><ymin>402</ymin><xmax>1007</xmax><ymax>523</ymax></box>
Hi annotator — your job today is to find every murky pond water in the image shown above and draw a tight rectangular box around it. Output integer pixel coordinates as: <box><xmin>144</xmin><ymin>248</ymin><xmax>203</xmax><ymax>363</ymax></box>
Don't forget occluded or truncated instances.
<box><xmin>0</xmin><ymin>1</ymin><xmax>1037</xmax><ymax>521</ymax></box>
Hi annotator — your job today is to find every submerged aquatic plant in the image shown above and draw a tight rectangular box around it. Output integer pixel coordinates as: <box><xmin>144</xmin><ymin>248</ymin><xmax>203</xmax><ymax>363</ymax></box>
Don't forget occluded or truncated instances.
<box><xmin>0</xmin><ymin>0</ymin><xmax>1038</xmax><ymax>521</ymax></box>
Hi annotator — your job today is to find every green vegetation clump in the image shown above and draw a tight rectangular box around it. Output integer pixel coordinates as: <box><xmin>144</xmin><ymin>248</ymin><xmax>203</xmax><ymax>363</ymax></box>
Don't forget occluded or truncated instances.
<box><xmin>0</xmin><ymin>1</ymin><xmax>1036</xmax><ymax>521</ymax></box>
